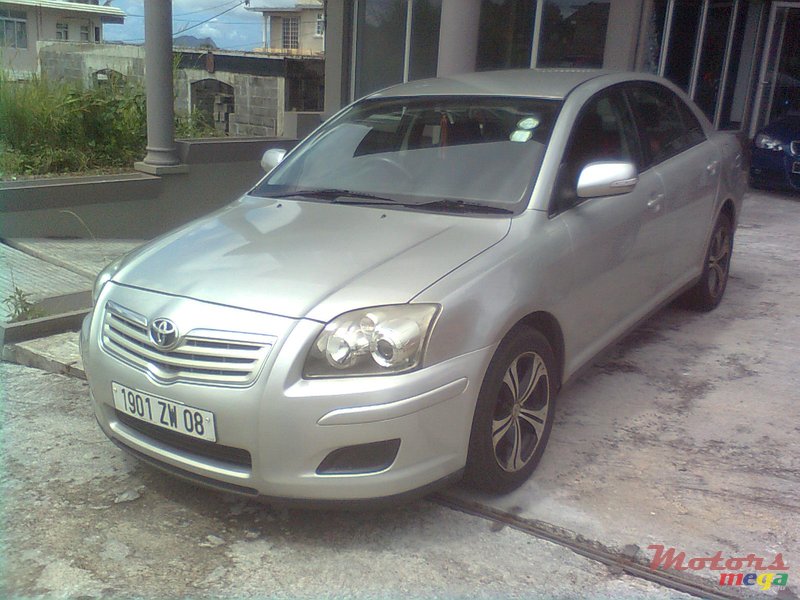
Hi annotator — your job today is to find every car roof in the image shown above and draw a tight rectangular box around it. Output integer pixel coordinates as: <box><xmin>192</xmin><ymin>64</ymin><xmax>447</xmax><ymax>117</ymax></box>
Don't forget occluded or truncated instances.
<box><xmin>368</xmin><ymin>69</ymin><xmax>618</xmax><ymax>101</ymax></box>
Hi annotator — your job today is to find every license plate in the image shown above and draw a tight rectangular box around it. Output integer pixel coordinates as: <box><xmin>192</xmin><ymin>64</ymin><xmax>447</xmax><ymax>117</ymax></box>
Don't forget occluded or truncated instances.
<box><xmin>112</xmin><ymin>382</ymin><xmax>217</xmax><ymax>442</ymax></box>
<box><xmin>793</xmin><ymin>161</ymin><xmax>800</xmax><ymax>174</ymax></box>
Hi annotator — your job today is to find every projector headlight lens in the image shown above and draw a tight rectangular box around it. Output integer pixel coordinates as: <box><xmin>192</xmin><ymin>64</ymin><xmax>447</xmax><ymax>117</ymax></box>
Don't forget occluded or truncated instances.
<box><xmin>304</xmin><ymin>304</ymin><xmax>439</xmax><ymax>377</ymax></box>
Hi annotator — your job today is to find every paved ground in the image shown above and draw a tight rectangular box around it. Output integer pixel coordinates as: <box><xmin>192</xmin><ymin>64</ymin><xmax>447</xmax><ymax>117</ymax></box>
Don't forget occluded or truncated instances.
<box><xmin>448</xmin><ymin>190</ymin><xmax>800</xmax><ymax>570</ymax></box>
<box><xmin>1</xmin><ymin>363</ymin><xmax>689</xmax><ymax>600</ymax></box>
<box><xmin>4</xmin><ymin>239</ymin><xmax>143</xmax><ymax>279</ymax></box>
<box><xmin>0</xmin><ymin>245</ymin><xmax>92</xmax><ymax>320</ymax></box>
<box><xmin>1</xmin><ymin>190</ymin><xmax>798</xmax><ymax>599</ymax></box>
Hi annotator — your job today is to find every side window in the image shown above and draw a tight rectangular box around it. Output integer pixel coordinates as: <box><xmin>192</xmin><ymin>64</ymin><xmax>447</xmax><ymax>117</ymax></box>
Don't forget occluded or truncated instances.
<box><xmin>555</xmin><ymin>90</ymin><xmax>639</xmax><ymax>212</ymax></box>
<box><xmin>627</xmin><ymin>83</ymin><xmax>705</xmax><ymax>167</ymax></box>
<box><xmin>675</xmin><ymin>97</ymin><xmax>707</xmax><ymax>148</ymax></box>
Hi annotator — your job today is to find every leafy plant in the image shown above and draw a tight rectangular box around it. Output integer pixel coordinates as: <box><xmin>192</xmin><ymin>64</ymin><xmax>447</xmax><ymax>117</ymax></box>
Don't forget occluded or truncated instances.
<box><xmin>0</xmin><ymin>69</ymin><xmax>225</xmax><ymax>178</ymax></box>
<box><xmin>2</xmin><ymin>285</ymin><xmax>45</xmax><ymax>323</ymax></box>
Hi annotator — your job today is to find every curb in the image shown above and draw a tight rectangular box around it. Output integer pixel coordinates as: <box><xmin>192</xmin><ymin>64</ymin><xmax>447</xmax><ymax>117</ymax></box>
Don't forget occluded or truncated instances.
<box><xmin>2</xmin><ymin>341</ymin><xmax>86</xmax><ymax>380</ymax></box>
<box><xmin>0</xmin><ymin>309</ymin><xmax>89</xmax><ymax>346</ymax></box>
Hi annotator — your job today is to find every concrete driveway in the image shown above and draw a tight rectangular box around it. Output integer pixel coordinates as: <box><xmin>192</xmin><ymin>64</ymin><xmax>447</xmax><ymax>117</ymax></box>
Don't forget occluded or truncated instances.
<box><xmin>1</xmin><ymin>190</ymin><xmax>798</xmax><ymax>599</ymax></box>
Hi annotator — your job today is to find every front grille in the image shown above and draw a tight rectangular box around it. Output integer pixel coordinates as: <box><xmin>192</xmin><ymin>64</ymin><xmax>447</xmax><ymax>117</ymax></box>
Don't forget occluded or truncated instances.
<box><xmin>791</xmin><ymin>141</ymin><xmax>800</xmax><ymax>156</ymax></box>
<box><xmin>116</xmin><ymin>410</ymin><xmax>252</xmax><ymax>468</ymax></box>
<box><xmin>102</xmin><ymin>301</ymin><xmax>275</xmax><ymax>386</ymax></box>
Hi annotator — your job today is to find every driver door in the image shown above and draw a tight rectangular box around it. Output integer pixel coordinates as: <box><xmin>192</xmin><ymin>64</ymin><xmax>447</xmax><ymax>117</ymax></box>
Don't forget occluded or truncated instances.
<box><xmin>554</xmin><ymin>88</ymin><xmax>670</xmax><ymax>367</ymax></box>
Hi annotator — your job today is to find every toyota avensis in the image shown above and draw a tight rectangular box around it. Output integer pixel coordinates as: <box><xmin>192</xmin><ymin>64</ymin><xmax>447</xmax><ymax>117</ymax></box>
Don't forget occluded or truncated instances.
<box><xmin>82</xmin><ymin>70</ymin><xmax>745</xmax><ymax>503</ymax></box>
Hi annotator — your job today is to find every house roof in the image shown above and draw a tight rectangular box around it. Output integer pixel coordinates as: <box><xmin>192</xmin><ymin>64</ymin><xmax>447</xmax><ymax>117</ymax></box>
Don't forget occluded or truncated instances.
<box><xmin>245</xmin><ymin>0</ymin><xmax>322</xmax><ymax>13</ymax></box>
<box><xmin>1</xmin><ymin>0</ymin><xmax>125</xmax><ymax>18</ymax></box>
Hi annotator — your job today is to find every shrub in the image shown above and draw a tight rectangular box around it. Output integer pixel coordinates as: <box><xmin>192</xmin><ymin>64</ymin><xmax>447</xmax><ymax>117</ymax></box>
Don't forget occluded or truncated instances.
<box><xmin>0</xmin><ymin>73</ymin><xmax>147</xmax><ymax>176</ymax></box>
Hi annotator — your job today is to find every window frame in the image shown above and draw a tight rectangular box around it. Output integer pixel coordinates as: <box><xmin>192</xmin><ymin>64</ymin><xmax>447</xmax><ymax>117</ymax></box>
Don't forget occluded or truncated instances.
<box><xmin>315</xmin><ymin>12</ymin><xmax>324</xmax><ymax>37</ymax></box>
<box><xmin>56</xmin><ymin>22</ymin><xmax>69</xmax><ymax>41</ymax></box>
<box><xmin>282</xmin><ymin>16</ymin><xmax>300</xmax><ymax>50</ymax></box>
<box><xmin>550</xmin><ymin>85</ymin><xmax>644</xmax><ymax>216</ymax></box>
<box><xmin>1</xmin><ymin>9</ymin><xmax>28</xmax><ymax>49</ymax></box>
<box><xmin>80</xmin><ymin>24</ymin><xmax>90</xmax><ymax>42</ymax></box>
<box><xmin>623</xmin><ymin>82</ymin><xmax>708</xmax><ymax>170</ymax></box>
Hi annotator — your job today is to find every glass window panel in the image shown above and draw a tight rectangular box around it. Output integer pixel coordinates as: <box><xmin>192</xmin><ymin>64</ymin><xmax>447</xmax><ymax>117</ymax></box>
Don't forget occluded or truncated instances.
<box><xmin>537</xmin><ymin>0</ymin><xmax>609</xmax><ymax>68</ymax></box>
<box><xmin>4</xmin><ymin>20</ymin><xmax>15</xmax><ymax>48</ymax></box>
<box><xmin>476</xmin><ymin>0</ymin><xmax>536</xmax><ymax>71</ymax></box>
<box><xmin>720</xmin><ymin>1</ymin><xmax>760</xmax><ymax>129</ymax></box>
<box><xmin>282</xmin><ymin>16</ymin><xmax>299</xmax><ymax>49</ymax></box>
<box><xmin>695</xmin><ymin>1</ymin><xmax>734</xmax><ymax>120</ymax></box>
<box><xmin>256</xmin><ymin>96</ymin><xmax>561</xmax><ymax>208</ymax></box>
<box><xmin>664</xmin><ymin>1</ymin><xmax>702</xmax><ymax>91</ymax></box>
<box><xmin>16</xmin><ymin>20</ymin><xmax>26</xmax><ymax>48</ymax></box>
<box><xmin>354</xmin><ymin>0</ymin><xmax>407</xmax><ymax>99</ymax></box>
<box><xmin>627</xmin><ymin>83</ymin><xmax>704</xmax><ymax>167</ymax></box>
<box><xmin>408</xmin><ymin>0</ymin><xmax>441</xmax><ymax>81</ymax></box>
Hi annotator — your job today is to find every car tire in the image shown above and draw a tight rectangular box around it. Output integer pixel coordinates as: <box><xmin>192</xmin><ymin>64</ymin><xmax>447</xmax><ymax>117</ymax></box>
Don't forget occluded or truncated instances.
<box><xmin>682</xmin><ymin>211</ymin><xmax>734</xmax><ymax>312</ymax></box>
<box><xmin>464</xmin><ymin>327</ymin><xmax>557</xmax><ymax>494</ymax></box>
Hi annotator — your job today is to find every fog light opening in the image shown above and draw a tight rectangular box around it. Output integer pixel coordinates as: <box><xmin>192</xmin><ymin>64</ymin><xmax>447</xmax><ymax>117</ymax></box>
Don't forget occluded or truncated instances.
<box><xmin>316</xmin><ymin>439</ymin><xmax>401</xmax><ymax>475</ymax></box>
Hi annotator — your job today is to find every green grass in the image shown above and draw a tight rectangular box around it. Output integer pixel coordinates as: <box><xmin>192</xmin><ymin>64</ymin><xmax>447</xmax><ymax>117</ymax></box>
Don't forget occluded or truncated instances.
<box><xmin>0</xmin><ymin>72</ymin><xmax>221</xmax><ymax>178</ymax></box>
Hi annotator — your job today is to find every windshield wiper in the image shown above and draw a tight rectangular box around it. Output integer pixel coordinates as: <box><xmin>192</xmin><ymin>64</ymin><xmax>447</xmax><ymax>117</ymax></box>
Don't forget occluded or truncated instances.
<box><xmin>412</xmin><ymin>199</ymin><xmax>514</xmax><ymax>215</ymax></box>
<box><xmin>266</xmin><ymin>188</ymin><xmax>400</xmax><ymax>205</ymax></box>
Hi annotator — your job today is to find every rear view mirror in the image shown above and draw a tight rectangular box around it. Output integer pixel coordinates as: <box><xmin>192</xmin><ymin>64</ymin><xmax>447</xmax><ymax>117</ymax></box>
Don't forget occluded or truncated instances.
<box><xmin>261</xmin><ymin>148</ymin><xmax>287</xmax><ymax>173</ymax></box>
<box><xmin>576</xmin><ymin>161</ymin><xmax>638</xmax><ymax>198</ymax></box>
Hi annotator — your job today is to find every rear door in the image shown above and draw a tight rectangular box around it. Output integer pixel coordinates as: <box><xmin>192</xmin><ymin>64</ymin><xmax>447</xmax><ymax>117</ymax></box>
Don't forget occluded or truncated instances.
<box><xmin>625</xmin><ymin>82</ymin><xmax>720</xmax><ymax>290</ymax></box>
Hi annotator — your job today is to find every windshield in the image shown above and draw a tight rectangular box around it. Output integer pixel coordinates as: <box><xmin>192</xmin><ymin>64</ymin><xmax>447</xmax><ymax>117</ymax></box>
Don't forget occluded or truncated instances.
<box><xmin>252</xmin><ymin>96</ymin><xmax>561</xmax><ymax>211</ymax></box>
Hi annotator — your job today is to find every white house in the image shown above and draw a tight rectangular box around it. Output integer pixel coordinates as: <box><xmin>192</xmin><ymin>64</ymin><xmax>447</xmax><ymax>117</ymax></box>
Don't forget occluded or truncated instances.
<box><xmin>0</xmin><ymin>0</ymin><xmax>124</xmax><ymax>77</ymax></box>
<box><xmin>246</xmin><ymin>0</ymin><xmax>324</xmax><ymax>56</ymax></box>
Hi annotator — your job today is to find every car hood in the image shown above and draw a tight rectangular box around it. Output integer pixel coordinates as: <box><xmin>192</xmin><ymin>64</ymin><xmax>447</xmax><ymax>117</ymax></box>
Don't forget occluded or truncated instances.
<box><xmin>114</xmin><ymin>196</ymin><xmax>511</xmax><ymax>322</ymax></box>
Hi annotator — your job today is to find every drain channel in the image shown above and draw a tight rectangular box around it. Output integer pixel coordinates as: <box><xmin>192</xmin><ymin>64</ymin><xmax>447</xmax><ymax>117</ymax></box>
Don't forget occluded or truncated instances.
<box><xmin>430</xmin><ymin>493</ymin><xmax>750</xmax><ymax>600</ymax></box>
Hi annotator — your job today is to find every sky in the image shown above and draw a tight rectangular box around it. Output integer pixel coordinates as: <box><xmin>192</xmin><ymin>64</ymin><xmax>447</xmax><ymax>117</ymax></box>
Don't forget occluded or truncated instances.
<box><xmin>103</xmin><ymin>0</ymin><xmax>268</xmax><ymax>51</ymax></box>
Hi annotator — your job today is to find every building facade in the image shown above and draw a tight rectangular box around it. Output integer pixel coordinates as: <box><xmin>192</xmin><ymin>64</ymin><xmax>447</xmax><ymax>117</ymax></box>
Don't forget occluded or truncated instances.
<box><xmin>0</xmin><ymin>0</ymin><xmax>124</xmax><ymax>76</ymax></box>
<box><xmin>323</xmin><ymin>0</ymin><xmax>800</xmax><ymax>137</ymax></box>
<box><xmin>246</xmin><ymin>0</ymin><xmax>325</xmax><ymax>56</ymax></box>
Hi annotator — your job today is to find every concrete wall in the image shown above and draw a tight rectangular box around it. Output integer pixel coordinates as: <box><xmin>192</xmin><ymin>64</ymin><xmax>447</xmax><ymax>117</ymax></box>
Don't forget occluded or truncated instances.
<box><xmin>38</xmin><ymin>41</ymin><xmax>144</xmax><ymax>87</ymax></box>
<box><xmin>38</xmin><ymin>42</ymin><xmax>287</xmax><ymax>136</ymax></box>
<box><xmin>174</xmin><ymin>67</ymin><xmax>285</xmax><ymax>136</ymax></box>
<box><xmin>0</xmin><ymin>138</ymin><xmax>297</xmax><ymax>239</ymax></box>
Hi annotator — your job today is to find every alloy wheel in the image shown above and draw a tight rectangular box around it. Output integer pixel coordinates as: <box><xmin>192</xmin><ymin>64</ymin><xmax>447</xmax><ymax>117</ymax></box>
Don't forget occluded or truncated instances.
<box><xmin>707</xmin><ymin>222</ymin><xmax>732</xmax><ymax>299</ymax></box>
<box><xmin>492</xmin><ymin>351</ymin><xmax>550</xmax><ymax>472</ymax></box>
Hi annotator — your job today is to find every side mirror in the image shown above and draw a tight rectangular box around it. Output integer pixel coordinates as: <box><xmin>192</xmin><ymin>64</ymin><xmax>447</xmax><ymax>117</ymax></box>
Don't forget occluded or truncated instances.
<box><xmin>576</xmin><ymin>161</ymin><xmax>638</xmax><ymax>198</ymax></box>
<box><xmin>261</xmin><ymin>148</ymin><xmax>287</xmax><ymax>173</ymax></box>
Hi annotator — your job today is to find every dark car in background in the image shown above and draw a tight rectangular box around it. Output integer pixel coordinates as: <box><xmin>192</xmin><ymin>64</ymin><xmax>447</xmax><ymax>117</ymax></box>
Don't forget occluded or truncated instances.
<box><xmin>750</xmin><ymin>115</ymin><xmax>800</xmax><ymax>192</ymax></box>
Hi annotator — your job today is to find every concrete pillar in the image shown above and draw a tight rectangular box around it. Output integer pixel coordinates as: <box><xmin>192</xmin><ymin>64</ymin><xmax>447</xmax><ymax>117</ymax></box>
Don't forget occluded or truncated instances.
<box><xmin>604</xmin><ymin>0</ymin><xmax>644</xmax><ymax>71</ymax></box>
<box><xmin>324</xmin><ymin>0</ymin><xmax>349</xmax><ymax>114</ymax></box>
<box><xmin>142</xmin><ymin>0</ymin><xmax>179</xmax><ymax>167</ymax></box>
<box><xmin>436</xmin><ymin>0</ymin><xmax>481</xmax><ymax>77</ymax></box>
<box><xmin>263</xmin><ymin>13</ymin><xmax>271</xmax><ymax>50</ymax></box>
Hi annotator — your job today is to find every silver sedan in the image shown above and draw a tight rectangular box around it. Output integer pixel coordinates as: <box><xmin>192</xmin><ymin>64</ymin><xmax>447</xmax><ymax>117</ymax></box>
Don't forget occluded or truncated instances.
<box><xmin>81</xmin><ymin>70</ymin><xmax>745</xmax><ymax>503</ymax></box>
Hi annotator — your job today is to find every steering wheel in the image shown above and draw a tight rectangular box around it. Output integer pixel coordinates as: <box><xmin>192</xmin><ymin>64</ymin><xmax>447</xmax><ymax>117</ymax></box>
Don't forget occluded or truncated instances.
<box><xmin>361</xmin><ymin>156</ymin><xmax>413</xmax><ymax>182</ymax></box>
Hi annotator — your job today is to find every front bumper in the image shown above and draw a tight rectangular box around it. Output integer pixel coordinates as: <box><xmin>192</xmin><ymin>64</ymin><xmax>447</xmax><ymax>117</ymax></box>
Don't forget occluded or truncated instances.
<box><xmin>749</xmin><ymin>148</ymin><xmax>800</xmax><ymax>192</ymax></box>
<box><xmin>82</xmin><ymin>284</ymin><xmax>492</xmax><ymax>501</ymax></box>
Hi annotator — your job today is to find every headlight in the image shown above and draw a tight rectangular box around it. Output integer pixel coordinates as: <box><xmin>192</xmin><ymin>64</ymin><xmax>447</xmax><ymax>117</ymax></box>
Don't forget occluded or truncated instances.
<box><xmin>755</xmin><ymin>133</ymin><xmax>784</xmax><ymax>151</ymax></box>
<box><xmin>92</xmin><ymin>257</ymin><xmax>122</xmax><ymax>304</ymax></box>
<box><xmin>304</xmin><ymin>304</ymin><xmax>439</xmax><ymax>378</ymax></box>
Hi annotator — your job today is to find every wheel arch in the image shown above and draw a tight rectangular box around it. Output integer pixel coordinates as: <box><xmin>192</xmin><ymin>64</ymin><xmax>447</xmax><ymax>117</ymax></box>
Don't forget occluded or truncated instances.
<box><xmin>510</xmin><ymin>311</ymin><xmax>565</xmax><ymax>390</ymax></box>
<box><xmin>720</xmin><ymin>198</ymin><xmax>737</xmax><ymax>227</ymax></box>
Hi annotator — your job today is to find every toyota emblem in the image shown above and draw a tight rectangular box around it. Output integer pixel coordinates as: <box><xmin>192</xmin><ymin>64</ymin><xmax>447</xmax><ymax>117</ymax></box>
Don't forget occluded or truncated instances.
<box><xmin>150</xmin><ymin>318</ymin><xmax>179</xmax><ymax>350</ymax></box>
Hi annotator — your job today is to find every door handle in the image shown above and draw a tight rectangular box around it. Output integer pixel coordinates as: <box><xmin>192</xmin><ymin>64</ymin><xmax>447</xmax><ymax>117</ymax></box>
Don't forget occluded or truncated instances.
<box><xmin>706</xmin><ymin>161</ymin><xmax>719</xmax><ymax>175</ymax></box>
